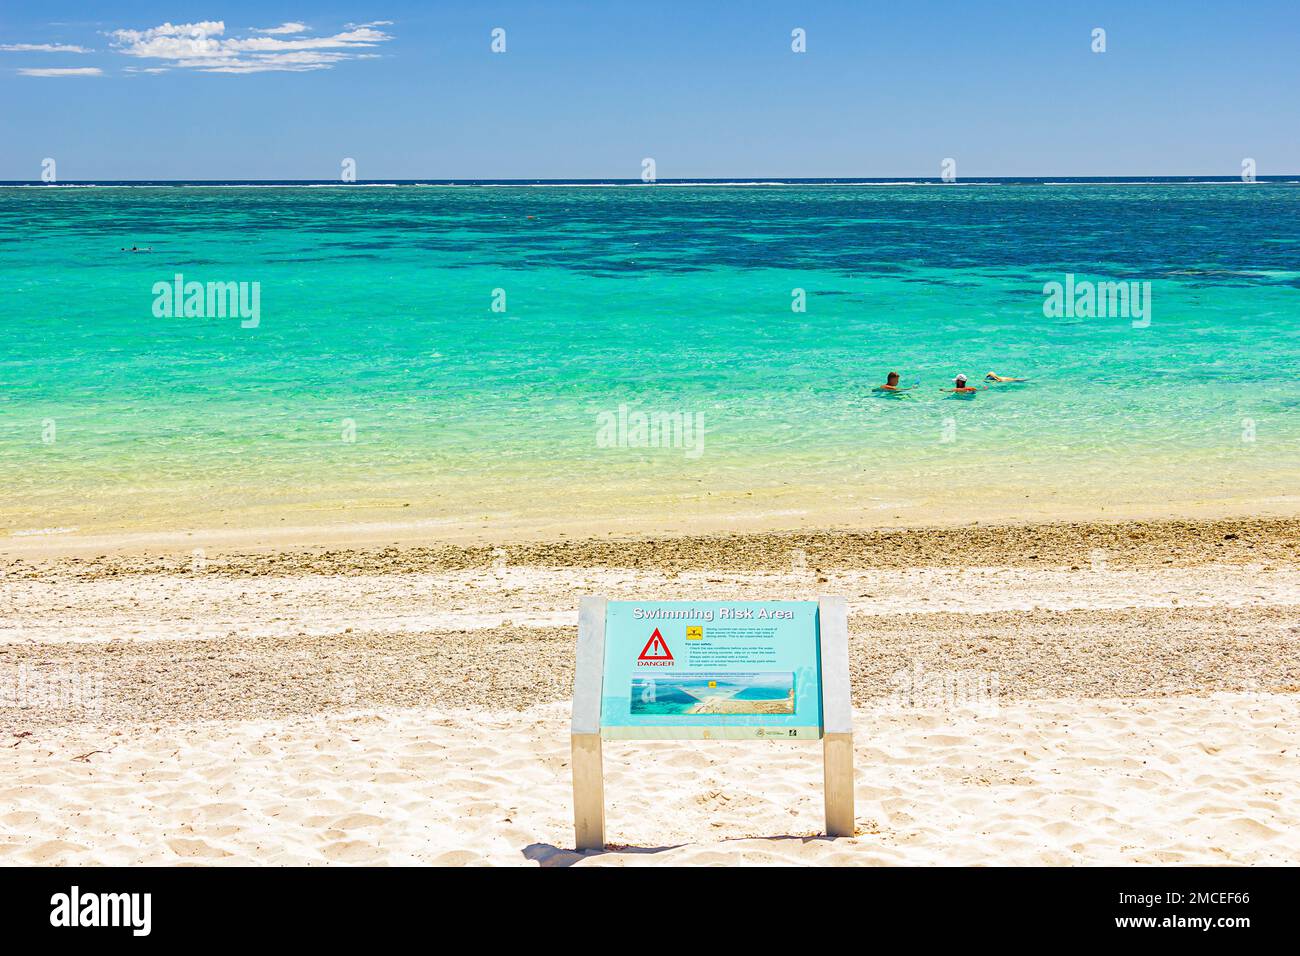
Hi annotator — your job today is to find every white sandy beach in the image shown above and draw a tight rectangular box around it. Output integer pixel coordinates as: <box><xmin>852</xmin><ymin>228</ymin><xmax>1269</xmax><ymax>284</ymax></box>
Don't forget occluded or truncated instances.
<box><xmin>2</xmin><ymin>516</ymin><xmax>1298</xmax><ymax>866</ymax></box>
<box><xmin>4</xmin><ymin>696</ymin><xmax>1297</xmax><ymax>866</ymax></box>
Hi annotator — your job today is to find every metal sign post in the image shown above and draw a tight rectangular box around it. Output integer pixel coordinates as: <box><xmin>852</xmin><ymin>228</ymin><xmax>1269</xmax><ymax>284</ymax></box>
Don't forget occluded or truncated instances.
<box><xmin>571</xmin><ymin>595</ymin><xmax>853</xmax><ymax>850</ymax></box>
<box><xmin>817</xmin><ymin>595</ymin><xmax>855</xmax><ymax>837</ymax></box>
<box><xmin>572</xmin><ymin>596</ymin><xmax>608</xmax><ymax>850</ymax></box>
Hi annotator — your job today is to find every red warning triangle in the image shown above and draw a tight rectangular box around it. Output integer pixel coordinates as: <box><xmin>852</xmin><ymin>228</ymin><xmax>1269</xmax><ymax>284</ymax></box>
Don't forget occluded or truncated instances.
<box><xmin>637</xmin><ymin>628</ymin><xmax>674</xmax><ymax>661</ymax></box>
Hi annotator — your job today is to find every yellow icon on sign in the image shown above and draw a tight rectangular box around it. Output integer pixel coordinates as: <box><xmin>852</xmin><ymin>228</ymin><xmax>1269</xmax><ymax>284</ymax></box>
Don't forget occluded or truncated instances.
<box><xmin>686</xmin><ymin>626</ymin><xmax>703</xmax><ymax>640</ymax></box>
<box><xmin>708</xmin><ymin>680</ymin><xmax>717</xmax><ymax>688</ymax></box>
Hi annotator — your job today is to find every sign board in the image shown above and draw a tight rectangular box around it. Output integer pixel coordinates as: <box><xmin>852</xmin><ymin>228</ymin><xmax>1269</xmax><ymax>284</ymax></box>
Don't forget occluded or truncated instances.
<box><xmin>571</xmin><ymin>595</ymin><xmax>854</xmax><ymax>850</ymax></box>
<box><xmin>600</xmin><ymin>600</ymin><xmax>823</xmax><ymax>740</ymax></box>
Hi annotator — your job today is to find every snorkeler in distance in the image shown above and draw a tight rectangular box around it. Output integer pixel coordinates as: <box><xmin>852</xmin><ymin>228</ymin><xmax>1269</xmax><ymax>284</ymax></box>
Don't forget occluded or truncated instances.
<box><xmin>120</xmin><ymin>246</ymin><xmax>152</xmax><ymax>252</ymax></box>
<box><xmin>941</xmin><ymin>373</ymin><xmax>986</xmax><ymax>395</ymax></box>
<box><xmin>869</xmin><ymin>370</ymin><xmax>1020</xmax><ymax>400</ymax></box>
<box><xmin>872</xmin><ymin>371</ymin><xmax>917</xmax><ymax>394</ymax></box>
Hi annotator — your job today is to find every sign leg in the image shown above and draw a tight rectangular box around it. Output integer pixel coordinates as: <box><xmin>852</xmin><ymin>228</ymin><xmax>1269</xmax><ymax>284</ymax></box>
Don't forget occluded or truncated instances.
<box><xmin>817</xmin><ymin>596</ymin><xmax>855</xmax><ymax>838</ymax></box>
<box><xmin>572</xmin><ymin>732</ymin><xmax>606</xmax><ymax>850</ymax></box>
<box><xmin>823</xmin><ymin>732</ymin><xmax>855</xmax><ymax>838</ymax></box>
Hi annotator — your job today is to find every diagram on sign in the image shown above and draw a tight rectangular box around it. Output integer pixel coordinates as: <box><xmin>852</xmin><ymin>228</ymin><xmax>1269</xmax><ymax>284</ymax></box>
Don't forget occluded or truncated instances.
<box><xmin>630</xmin><ymin>673</ymin><xmax>795</xmax><ymax>715</ymax></box>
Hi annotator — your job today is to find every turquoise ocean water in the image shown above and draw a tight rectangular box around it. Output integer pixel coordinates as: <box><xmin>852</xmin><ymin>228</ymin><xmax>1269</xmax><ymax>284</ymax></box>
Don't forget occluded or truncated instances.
<box><xmin>2</xmin><ymin>181</ymin><xmax>1297</xmax><ymax>540</ymax></box>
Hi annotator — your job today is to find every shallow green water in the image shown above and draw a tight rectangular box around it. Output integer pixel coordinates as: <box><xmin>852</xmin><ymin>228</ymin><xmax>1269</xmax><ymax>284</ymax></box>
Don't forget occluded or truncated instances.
<box><xmin>2</xmin><ymin>183</ymin><xmax>1297</xmax><ymax>537</ymax></box>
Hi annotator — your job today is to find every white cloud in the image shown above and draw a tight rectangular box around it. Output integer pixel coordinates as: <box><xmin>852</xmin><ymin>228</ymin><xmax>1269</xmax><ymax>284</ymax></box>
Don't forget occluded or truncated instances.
<box><xmin>251</xmin><ymin>22</ymin><xmax>309</xmax><ymax>35</ymax></box>
<box><xmin>0</xmin><ymin>43</ymin><xmax>93</xmax><ymax>53</ymax></box>
<box><xmin>18</xmin><ymin>67</ymin><xmax>103</xmax><ymax>77</ymax></box>
<box><xmin>108</xmin><ymin>19</ymin><xmax>393</xmax><ymax>74</ymax></box>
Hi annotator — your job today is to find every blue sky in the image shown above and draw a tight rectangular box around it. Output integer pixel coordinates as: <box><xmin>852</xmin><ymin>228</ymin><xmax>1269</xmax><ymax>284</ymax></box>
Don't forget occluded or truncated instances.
<box><xmin>1</xmin><ymin>1</ymin><xmax>1297</xmax><ymax>179</ymax></box>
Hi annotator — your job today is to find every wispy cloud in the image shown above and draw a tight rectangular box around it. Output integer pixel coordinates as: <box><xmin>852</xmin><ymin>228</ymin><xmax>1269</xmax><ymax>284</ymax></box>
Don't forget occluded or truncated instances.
<box><xmin>1</xmin><ymin>43</ymin><xmax>93</xmax><ymax>53</ymax></box>
<box><xmin>18</xmin><ymin>66</ymin><xmax>103</xmax><ymax>77</ymax></box>
<box><xmin>251</xmin><ymin>22</ymin><xmax>309</xmax><ymax>35</ymax></box>
<box><xmin>108</xmin><ymin>19</ymin><xmax>393</xmax><ymax>74</ymax></box>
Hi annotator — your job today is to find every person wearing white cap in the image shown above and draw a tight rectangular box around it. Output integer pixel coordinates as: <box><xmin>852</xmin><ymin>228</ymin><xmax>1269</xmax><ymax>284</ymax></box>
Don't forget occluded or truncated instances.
<box><xmin>941</xmin><ymin>373</ymin><xmax>984</xmax><ymax>395</ymax></box>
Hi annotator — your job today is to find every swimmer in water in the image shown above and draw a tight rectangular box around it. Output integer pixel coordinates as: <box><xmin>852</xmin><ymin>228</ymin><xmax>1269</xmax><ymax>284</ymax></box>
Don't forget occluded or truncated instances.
<box><xmin>985</xmin><ymin>371</ymin><xmax>1027</xmax><ymax>382</ymax></box>
<box><xmin>120</xmin><ymin>246</ymin><xmax>152</xmax><ymax>253</ymax></box>
<box><xmin>872</xmin><ymin>371</ymin><xmax>916</xmax><ymax>394</ymax></box>
<box><xmin>941</xmin><ymin>373</ymin><xmax>985</xmax><ymax>394</ymax></box>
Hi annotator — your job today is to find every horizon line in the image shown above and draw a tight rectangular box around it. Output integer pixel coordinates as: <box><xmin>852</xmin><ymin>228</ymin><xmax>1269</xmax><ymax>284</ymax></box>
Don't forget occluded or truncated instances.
<box><xmin>4</xmin><ymin>174</ymin><xmax>1299</xmax><ymax>186</ymax></box>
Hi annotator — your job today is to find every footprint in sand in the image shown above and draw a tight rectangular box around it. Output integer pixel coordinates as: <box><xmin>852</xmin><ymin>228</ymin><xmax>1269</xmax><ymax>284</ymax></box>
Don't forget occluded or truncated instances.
<box><xmin>1</xmin><ymin>811</ymin><xmax>41</xmax><ymax>827</ymax></box>
<box><xmin>1225</xmin><ymin>817</ymin><xmax>1282</xmax><ymax>840</ymax></box>
<box><xmin>24</xmin><ymin>839</ymin><xmax>90</xmax><ymax>864</ymax></box>
<box><xmin>369</xmin><ymin>771</ymin><xmax>422</xmax><ymax>784</ymax></box>
<box><xmin>430</xmin><ymin>850</ymin><xmax>482</xmax><ymax>866</ymax></box>
<box><xmin>328</xmin><ymin>813</ymin><xmax>387</xmax><ymax>829</ymax></box>
<box><xmin>320</xmin><ymin>840</ymin><xmax>384</xmax><ymax>863</ymax></box>
<box><xmin>192</xmin><ymin>802</ymin><xmax>247</xmax><ymax>822</ymax></box>
<box><xmin>167</xmin><ymin>837</ymin><xmax>232</xmax><ymax>859</ymax></box>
